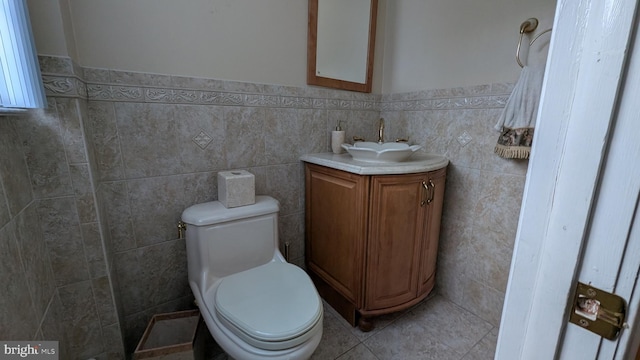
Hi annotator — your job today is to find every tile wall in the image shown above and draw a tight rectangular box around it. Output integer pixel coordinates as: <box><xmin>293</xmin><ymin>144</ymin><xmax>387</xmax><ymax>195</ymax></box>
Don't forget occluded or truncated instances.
<box><xmin>380</xmin><ymin>85</ymin><xmax>527</xmax><ymax>326</ymax></box>
<box><xmin>0</xmin><ymin>57</ymin><xmax>125</xmax><ymax>359</ymax></box>
<box><xmin>1</xmin><ymin>55</ymin><xmax>526</xmax><ymax>357</ymax></box>
<box><xmin>80</xmin><ymin>63</ymin><xmax>381</xmax><ymax>353</ymax></box>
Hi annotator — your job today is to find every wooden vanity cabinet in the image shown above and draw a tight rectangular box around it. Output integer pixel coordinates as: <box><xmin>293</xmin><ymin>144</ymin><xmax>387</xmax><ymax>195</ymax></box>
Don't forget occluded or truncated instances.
<box><xmin>304</xmin><ymin>163</ymin><xmax>447</xmax><ymax>330</ymax></box>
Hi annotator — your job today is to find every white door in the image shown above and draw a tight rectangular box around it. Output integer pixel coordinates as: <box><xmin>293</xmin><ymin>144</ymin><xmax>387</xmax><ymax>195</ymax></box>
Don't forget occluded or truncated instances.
<box><xmin>496</xmin><ymin>0</ymin><xmax>640</xmax><ymax>359</ymax></box>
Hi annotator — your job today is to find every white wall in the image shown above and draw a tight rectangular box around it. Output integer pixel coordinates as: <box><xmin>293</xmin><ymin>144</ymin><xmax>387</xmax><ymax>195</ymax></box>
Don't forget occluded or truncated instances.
<box><xmin>28</xmin><ymin>0</ymin><xmax>556</xmax><ymax>93</ymax></box>
<box><xmin>67</xmin><ymin>0</ymin><xmax>310</xmax><ymax>87</ymax></box>
<box><xmin>381</xmin><ymin>0</ymin><xmax>556</xmax><ymax>93</ymax></box>
<box><xmin>28</xmin><ymin>0</ymin><xmax>74</xmax><ymax>58</ymax></box>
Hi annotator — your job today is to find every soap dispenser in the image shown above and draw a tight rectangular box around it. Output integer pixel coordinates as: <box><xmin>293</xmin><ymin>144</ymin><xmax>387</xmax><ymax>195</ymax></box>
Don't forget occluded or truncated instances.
<box><xmin>331</xmin><ymin>121</ymin><xmax>345</xmax><ymax>154</ymax></box>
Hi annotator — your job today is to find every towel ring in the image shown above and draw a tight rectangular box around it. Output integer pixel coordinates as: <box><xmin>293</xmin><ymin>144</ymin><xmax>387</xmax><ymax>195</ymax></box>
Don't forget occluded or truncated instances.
<box><xmin>516</xmin><ymin>18</ymin><xmax>552</xmax><ymax>68</ymax></box>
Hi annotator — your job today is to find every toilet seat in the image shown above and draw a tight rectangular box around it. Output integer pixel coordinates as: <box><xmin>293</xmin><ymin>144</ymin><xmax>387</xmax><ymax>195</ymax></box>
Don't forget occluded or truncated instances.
<box><xmin>214</xmin><ymin>262</ymin><xmax>323</xmax><ymax>351</ymax></box>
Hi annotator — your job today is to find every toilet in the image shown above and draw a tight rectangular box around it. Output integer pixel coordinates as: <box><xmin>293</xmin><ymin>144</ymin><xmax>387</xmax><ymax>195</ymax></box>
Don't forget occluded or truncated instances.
<box><xmin>181</xmin><ymin>195</ymin><xmax>323</xmax><ymax>360</ymax></box>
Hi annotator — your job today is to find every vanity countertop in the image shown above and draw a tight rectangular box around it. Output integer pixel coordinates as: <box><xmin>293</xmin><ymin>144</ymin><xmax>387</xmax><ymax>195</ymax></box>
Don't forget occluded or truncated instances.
<box><xmin>300</xmin><ymin>152</ymin><xmax>449</xmax><ymax>175</ymax></box>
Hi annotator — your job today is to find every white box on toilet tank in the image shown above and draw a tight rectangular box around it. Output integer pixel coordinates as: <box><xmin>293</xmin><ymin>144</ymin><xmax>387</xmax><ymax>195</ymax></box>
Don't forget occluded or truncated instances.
<box><xmin>217</xmin><ymin>170</ymin><xmax>255</xmax><ymax>208</ymax></box>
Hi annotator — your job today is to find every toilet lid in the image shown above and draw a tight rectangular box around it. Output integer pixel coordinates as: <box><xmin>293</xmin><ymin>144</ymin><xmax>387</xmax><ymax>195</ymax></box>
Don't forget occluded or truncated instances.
<box><xmin>215</xmin><ymin>262</ymin><xmax>322</xmax><ymax>345</ymax></box>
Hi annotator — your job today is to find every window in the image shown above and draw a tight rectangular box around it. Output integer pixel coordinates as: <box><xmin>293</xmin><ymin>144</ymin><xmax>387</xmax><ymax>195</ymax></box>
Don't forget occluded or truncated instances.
<box><xmin>0</xmin><ymin>0</ymin><xmax>46</xmax><ymax>109</ymax></box>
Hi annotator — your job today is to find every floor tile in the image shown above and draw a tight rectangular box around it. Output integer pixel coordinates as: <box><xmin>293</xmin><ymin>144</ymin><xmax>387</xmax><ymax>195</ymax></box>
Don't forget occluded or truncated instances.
<box><xmin>461</xmin><ymin>327</ymin><xmax>498</xmax><ymax>360</ymax></box>
<box><xmin>404</xmin><ymin>295</ymin><xmax>494</xmax><ymax>357</ymax></box>
<box><xmin>363</xmin><ymin>321</ymin><xmax>459</xmax><ymax>360</ymax></box>
<box><xmin>310</xmin><ymin>310</ymin><xmax>360</xmax><ymax>360</ymax></box>
<box><xmin>201</xmin><ymin>295</ymin><xmax>497</xmax><ymax>360</ymax></box>
<box><xmin>336</xmin><ymin>344</ymin><xmax>379</xmax><ymax>360</ymax></box>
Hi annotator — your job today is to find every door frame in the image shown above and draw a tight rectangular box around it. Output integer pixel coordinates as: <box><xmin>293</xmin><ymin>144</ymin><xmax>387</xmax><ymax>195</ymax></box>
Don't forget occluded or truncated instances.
<box><xmin>496</xmin><ymin>0</ymin><xmax>640</xmax><ymax>358</ymax></box>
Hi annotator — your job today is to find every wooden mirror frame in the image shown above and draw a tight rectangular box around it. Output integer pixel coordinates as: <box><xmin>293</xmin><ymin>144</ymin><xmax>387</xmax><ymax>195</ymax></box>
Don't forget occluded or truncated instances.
<box><xmin>307</xmin><ymin>0</ymin><xmax>378</xmax><ymax>93</ymax></box>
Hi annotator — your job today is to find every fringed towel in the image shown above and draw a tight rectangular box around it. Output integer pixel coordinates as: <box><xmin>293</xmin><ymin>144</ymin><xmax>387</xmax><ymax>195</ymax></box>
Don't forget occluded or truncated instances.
<box><xmin>494</xmin><ymin>65</ymin><xmax>545</xmax><ymax>159</ymax></box>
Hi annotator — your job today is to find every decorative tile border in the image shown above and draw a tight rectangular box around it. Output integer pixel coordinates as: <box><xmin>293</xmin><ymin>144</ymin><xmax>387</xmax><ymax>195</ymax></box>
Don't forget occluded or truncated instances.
<box><xmin>42</xmin><ymin>75</ymin><xmax>87</xmax><ymax>99</ymax></box>
<box><xmin>38</xmin><ymin>56</ymin><xmax>513</xmax><ymax>111</ymax></box>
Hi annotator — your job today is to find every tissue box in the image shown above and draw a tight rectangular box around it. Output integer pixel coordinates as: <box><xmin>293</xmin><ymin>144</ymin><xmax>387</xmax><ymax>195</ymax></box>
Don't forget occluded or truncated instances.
<box><xmin>218</xmin><ymin>170</ymin><xmax>255</xmax><ymax>208</ymax></box>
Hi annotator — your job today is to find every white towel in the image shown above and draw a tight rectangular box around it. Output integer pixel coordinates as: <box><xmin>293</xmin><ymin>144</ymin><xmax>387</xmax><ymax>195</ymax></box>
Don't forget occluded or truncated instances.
<box><xmin>494</xmin><ymin>65</ymin><xmax>545</xmax><ymax>159</ymax></box>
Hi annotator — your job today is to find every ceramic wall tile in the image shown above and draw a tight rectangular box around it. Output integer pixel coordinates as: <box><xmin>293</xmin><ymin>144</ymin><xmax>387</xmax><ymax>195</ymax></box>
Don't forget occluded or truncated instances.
<box><xmin>170</xmin><ymin>75</ymin><xmax>226</xmax><ymax>91</ymax></box>
<box><xmin>101</xmin><ymin>323</ymin><xmax>126</xmax><ymax>360</ymax></box>
<box><xmin>39</xmin><ymin>293</ymin><xmax>69</xmax><ymax>359</ymax></box>
<box><xmin>82</xmin><ymin>222</ymin><xmax>107</xmax><ymax>278</ymax></box>
<box><xmin>56</xmin><ymin>98</ymin><xmax>88</xmax><ymax>164</ymax></box>
<box><xmin>84</xmin><ymin>67</ymin><xmax>111</xmax><ymax>83</ymax></box>
<box><xmin>110</xmin><ymin>70</ymin><xmax>171</xmax><ymax>87</ymax></box>
<box><xmin>121</xmin><ymin>310</ymin><xmax>149</xmax><ymax>355</ymax></box>
<box><xmin>14</xmin><ymin>203</ymin><xmax>55</xmax><ymax>320</ymax></box>
<box><xmin>114</xmin><ymin>102</ymin><xmax>182</xmax><ymax>178</ymax></box>
<box><xmin>298</xmin><ymin>108</ymin><xmax>327</xmax><ymax>155</ymax></box>
<box><xmin>98</xmin><ymin>182</ymin><xmax>136</xmax><ymax>252</ymax></box>
<box><xmin>126</xmin><ymin>174</ymin><xmax>215</xmax><ymax>247</ymax></box>
<box><xmin>0</xmin><ymin>223</ymin><xmax>39</xmax><ymax>340</ymax></box>
<box><xmin>244</xmin><ymin>166</ymin><xmax>268</xmax><ymax>196</ymax></box>
<box><xmin>58</xmin><ymin>280</ymin><xmax>105</xmax><ymax>359</ymax></box>
<box><xmin>18</xmin><ymin>101</ymin><xmax>73</xmax><ymax>198</ymax></box>
<box><xmin>174</xmin><ymin>104</ymin><xmax>227</xmax><ymax>172</ymax></box>
<box><xmin>37</xmin><ymin>197</ymin><xmax>91</xmax><ymax>286</ymax></box>
<box><xmin>114</xmin><ymin>239</ymin><xmax>190</xmax><ymax>316</ymax></box>
<box><xmin>224</xmin><ymin>106</ymin><xmax>267</xmax><ymax>168</ymax></box>
<box><xmin>436</xmin><ymin>217</ymin><xmax>473</xmax><ymax>304</ymax></box>
<box><xmin>0</xmin><ymin>182</ymin><xmax>10</xmax><ymax>228</ymax></box>
<box><xmin>264</xmin><ymin>108</ymin><xmax>302</xmax><ymax>164</ymax></box>
<box><xmin>86</xmin><ymin>102</ymin><xmax>126</xmax><ymax>181</ymax></box>
<box><xmin>462</xmin><ymin>232</ymin><xmax>513</xmax><ymax>293</ymax></box>
<box><xmin>436</xmin><ymin>109</ymin><xmax>486</xmax><ymax>169</ymax></box>
<box><xmin>107</xmin><ymin>265</ymin><xmax>126</xmax><ymax>346</ymax></box>
<box><xmin>279</xmin><ymin>212</ymin><xmax>304</xmax><ymax>263</ymax></box>
<box><xmin>70</xmin><ymin>164</ymin><xmax>98</xmax><ymax>223</ymax></box>
<box><xmin>121</xmin><ymin>295</ymin><xmax>196</xmax><ymax>354</ymax></box>
<box><xmin>442</xmin><ymin>165</ymin><xmax>483</xmax><ymax>225</ymax></box>
<box><xmin>223</xmin><ymin>80</ymin><xmax>265</xmax><ymax>93</ymax></box>
<box><xmin>435</xmin><ymin>251</ymin><xmax>467</xmax><ymax>305</ymax></box>
<box><xmin>490</xmin><ymin>82</ymin><xmax>516</xmax><ymax>94</ymax></box>
<box><xmin>92</xmin><ymin>276</ymin><xmax>118</xmax><ymax>326</ymax></box>
<box><xmin>266</xmin><ymin>163</ymin><xmax>302</xmax><ymax>215</ymax></box>
<box><xmin>0</xmin><ymin>118</ymin><xmax>32</xmax><ymax>216</ymax></box>
<box><xmin>473</xmin><ymin>171</ymin><xmax>526</xmax><ymax>246</ymax></box>
<box><xmin>38</xmin><ymin>55</ymin><xmax>74</xmax><ymax>75</ymax></box>
<box><xmin>182</xmin><ymin>171</ymin><xmax>218</xmax><ymax>207</ymax></box>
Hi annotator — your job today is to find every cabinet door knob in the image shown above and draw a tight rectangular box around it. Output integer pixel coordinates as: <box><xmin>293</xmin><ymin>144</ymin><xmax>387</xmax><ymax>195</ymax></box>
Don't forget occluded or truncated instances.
<box><xmin>421</xmin><ymin>179</ymin><xmax>435</xmax><ymax>206</ymax></box>
<box><xmin>421</xmin><ymin>181</ymin><xmax>428</xmax><ymax>206</ymax></box>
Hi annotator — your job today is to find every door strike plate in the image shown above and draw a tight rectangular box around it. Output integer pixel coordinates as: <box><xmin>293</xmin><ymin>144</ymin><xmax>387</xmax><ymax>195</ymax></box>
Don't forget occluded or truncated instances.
<box><xmin>569</xmin><ymin>282</ymin><xmax>626</xmax><ymax>340</ymax></box>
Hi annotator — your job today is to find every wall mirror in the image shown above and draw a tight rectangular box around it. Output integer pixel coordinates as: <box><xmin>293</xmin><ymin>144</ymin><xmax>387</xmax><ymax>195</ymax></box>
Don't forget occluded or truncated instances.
<box><xmin>307</xmin><ymin>0</ymin><xmax>378</xmax><ymax>93</ymax></box>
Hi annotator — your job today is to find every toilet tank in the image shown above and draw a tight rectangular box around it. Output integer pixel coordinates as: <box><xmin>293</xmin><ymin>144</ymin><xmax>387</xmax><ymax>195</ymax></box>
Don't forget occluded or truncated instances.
<box><xmin>181</xmin><ymin>196</ymin><xmax>280</xmax><ymax>291</ymax></box>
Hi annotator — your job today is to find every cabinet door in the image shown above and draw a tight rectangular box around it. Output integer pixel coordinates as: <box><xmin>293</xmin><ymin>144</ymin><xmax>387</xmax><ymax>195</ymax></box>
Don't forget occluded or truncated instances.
<box><xmin>305</xmin><ymin>164</ymin><xmax>369</xmax><ymax>304</ymax></box>
<box><xmin>365</xmin><ymin>172</ymin><xmax>427</xmax><ymax>310</ymax></box>
<box><xmin>418</xmin><ymin>167</ymin><xmax>447</xmax><ymax>296</ymax></box>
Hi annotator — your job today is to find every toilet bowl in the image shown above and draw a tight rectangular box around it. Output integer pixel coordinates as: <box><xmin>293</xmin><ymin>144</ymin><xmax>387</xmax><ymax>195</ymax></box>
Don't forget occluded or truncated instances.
<box><xmin>181</xmin><ymin>196</ymin><xmax>323</xmax><ymax>360</ymax></box>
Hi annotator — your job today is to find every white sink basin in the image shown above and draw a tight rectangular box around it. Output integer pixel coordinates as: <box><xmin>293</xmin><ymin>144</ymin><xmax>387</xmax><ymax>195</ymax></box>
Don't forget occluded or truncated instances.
<box><xmin>341</xmin><ymin>142</ymin><xmax>422</xmax><ymax>163</ymax></box>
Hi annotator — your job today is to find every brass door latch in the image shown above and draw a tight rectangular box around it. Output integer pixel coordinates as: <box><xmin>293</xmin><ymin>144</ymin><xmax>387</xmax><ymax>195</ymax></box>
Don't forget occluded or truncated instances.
<box><xmin>569</xmin><ymin>282</ymin><xmax>627</xmax><ymax>340</ymax></box>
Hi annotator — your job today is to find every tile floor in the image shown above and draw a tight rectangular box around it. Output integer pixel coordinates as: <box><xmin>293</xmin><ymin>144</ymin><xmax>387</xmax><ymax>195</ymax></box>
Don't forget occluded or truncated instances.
<box><xmin>206</xmin><ymin>294</ymin><xmax>498</xmax><ymax>360</ymax></box>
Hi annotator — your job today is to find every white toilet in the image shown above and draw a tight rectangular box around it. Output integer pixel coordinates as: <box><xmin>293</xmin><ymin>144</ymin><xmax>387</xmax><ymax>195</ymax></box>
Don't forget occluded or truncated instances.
<box><xmin>181</xmin><ymin>195</ymin><xmax>323</xmax><ymax>360</ymax></box>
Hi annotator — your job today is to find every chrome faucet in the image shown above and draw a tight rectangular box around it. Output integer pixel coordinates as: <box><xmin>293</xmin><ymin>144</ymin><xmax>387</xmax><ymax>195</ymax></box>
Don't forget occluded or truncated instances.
<box><xmin>377</xmin><ymin>118</ymin><xmax>385</xmax><ymax>143</ymax></box>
